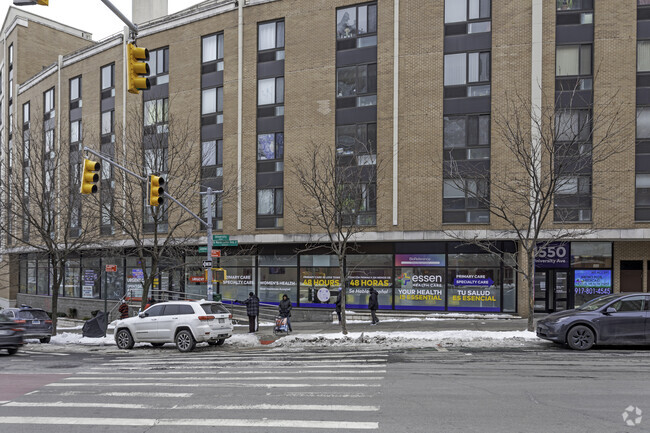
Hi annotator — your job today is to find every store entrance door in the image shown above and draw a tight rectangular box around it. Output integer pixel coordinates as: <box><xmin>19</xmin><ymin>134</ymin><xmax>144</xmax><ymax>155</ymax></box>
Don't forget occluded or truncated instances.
<box><xmin>534</xmin><ymin>270</ymin><xmax>569</xmax><ymax>313</ymax></box>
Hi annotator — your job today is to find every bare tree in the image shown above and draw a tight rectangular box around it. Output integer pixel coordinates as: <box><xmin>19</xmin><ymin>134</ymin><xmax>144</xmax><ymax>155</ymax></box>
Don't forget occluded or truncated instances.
<box><xmin>444</xmin><ymin>87</ymin><xmax>631</xmax><ymax>331</ymax></box>
<box><xmin>288</xmin><ymin>138</ymin><xmax>383</xmax><ymax>335</ymax></box>
<box><xmin>89</xmin><ymin>100</ymin><xmax>207</xmax><ymax>311</ymax></box>
<box><xmin>0</xmin><ymin>107</ymin><xmax>99</xmax><ymax>333</ymax></box>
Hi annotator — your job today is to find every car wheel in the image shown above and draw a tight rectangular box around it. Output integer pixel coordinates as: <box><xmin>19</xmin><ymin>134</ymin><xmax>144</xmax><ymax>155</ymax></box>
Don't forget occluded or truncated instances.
<box><xmin>175</xmin><ymin>330</ymin><xmax>195</xmax><ymax>352</ymax></box>
<box><xmin>7</xmin><ymin>348</ymin><xmax>18</xmax><ymax>355</ymax></box>
<box><xmin>115</xmin><ymin>329</ymin><xmax>135</xmax><ymax>350</ymax></box>
<box><xmin>216</xmin><ymin>338</ymin><xmax>226</xmax><ymax>346</ymax></box>
<box><xmin>150</xmin><ymin>343</ymin><xmax>165</xmax><ymax>347</ymax></box>
<box><xmin>567</xmin><ymin>325</ymin><xmax>595</xmax><ymax>350</ymax></box>
<box><xmin>40</xmin><ymin>337</ymin><xmax>51</xmax><ymax>344</ymax></box>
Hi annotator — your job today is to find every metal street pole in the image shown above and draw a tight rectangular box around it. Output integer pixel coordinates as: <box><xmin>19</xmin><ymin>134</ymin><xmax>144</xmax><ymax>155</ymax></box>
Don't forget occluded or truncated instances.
<box><xmin>99</xmin><ymin>0</ymin><xmax>139</xmax><ymax>35</ymax></box>
<box><xmin>206</xmin><ymin>187</ymin><xmax>214</xmax><ymax>300</ymax></box>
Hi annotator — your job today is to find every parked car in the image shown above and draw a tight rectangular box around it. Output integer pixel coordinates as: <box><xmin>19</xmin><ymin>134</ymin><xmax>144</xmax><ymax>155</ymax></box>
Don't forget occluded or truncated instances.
<box><xmin>3</xmin><ymin>306</ymin><xmax>53</xmax><ymax>343</ymax></box>
<box><xmin>113</xmin><ymin>300</ymin><xmax>233</xmax><ymax>352</ymax></box>
<box><xmin>537</xmin><ymin>293</ymin><xmax>650</xmax><ymax>350</ymax></box>
<box><xmin>0</xmin><ymin>311</ymin><xmax>24</xmax><ymax>355</ymax></box>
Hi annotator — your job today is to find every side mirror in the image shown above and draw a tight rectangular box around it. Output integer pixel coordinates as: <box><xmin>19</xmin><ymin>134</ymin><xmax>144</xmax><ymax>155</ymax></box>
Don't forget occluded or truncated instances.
<box><xmin>604</xmin><ymin>307</ymin><xmax>617</xmax><ymax>315</ymax></box>
<box><xmin>138</xmin><ymin>312</ymin><xmax>147</xmax><ymax>318</ymax></box>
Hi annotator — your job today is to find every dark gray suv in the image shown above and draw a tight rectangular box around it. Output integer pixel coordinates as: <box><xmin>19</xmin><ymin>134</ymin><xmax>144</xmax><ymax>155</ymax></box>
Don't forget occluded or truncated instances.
<box><xmin>4</xmin><ymin>306</ymin><xmax>53</xmax><ymax>343</ymax></box>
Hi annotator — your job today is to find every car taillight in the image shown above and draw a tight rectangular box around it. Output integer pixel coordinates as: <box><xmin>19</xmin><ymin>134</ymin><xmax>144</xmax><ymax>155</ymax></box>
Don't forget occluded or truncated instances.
<box><xmin>229</xmin><ymin>314</ymin><xmax>232</xmax><ymax>319</ymax></box>
<box><xmin>14</xmin><ymin>320</ymin><xmax>26</xmax><ymax>324</ymax></box>
<box><xmin>11</xmin><ymin>328</ymin><xmax>24</xmax><ymax>332</ymax></box>
<box><xmin>45</xmin><ymin>320</ymin><xmax>52</xmax><ymax>324</ymax></box>
<box><xmin>198</xmin><ymin>315</ymin><xmax>215</xmax><ymax>321</ymax></box>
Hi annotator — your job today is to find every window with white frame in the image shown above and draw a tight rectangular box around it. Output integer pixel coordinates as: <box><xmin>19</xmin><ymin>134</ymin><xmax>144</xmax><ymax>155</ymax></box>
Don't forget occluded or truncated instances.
<box><xmin>202</xmin><ymin>33</ymin><xmax>224</xmax><ymax>71</ymax></box>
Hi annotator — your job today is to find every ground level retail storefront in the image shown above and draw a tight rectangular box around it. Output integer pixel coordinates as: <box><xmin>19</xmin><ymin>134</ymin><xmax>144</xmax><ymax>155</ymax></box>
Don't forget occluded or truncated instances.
<box><xmin>15</xmin><ymin>242</ymin><xmax>518</xmax><ymax>314</ymax></box>
<box><xmin>534</xmin><ymin>242</ymin><xmax>613</xmax><ymax>313</ymax></box>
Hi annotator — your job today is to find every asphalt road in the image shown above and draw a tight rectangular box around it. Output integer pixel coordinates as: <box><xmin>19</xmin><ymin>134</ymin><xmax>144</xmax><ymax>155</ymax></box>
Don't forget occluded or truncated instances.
<box><xmin>0</xmin><ymin>344</ymin><xmax>649</xmax><ymax>432</ymax></box>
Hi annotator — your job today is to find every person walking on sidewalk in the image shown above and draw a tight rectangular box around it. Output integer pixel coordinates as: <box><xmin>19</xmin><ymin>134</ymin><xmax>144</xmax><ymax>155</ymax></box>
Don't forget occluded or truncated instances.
<box><xmin>335</xmin><ymin>287</ymin><xmax>342</xmax><ymax>323</ymax></box>
<box><xmin>368</xmin><ymin>287</ymin><xmax>379</xmax><ymax>325</ymax></box>
<box><xmin>279</xmin><ymin>294</ymin><xmax>293</xmax><ymax>332</ymax></box>
<box><xmin>118</xmin><ymin>300</ymin><xmax>129</xmax><ymax>319</ymax></box>
<box><xmin>239</xmin><ymin>292</ymin><xmax>260</xmax><ymax>333</ymax></box>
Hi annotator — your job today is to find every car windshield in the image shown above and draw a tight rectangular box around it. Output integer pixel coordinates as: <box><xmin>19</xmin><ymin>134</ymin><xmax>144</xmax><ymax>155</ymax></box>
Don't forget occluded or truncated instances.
<box><xmin>0</xmin><ymin>312</ymin><xmax>12</xmax><ymax>323</ymax></box>
<box><xmin>16</xmin><ymin>310</ymin><xmax>50</xmax><ymax>320</ymax></box>
<box><xmin>577</xmin><ymin>294</ymin><xmax>620</xmax><ymax>311</ymax></box>
<box><xmin>201</xmin><ymin>303</ymin><xmax>229</xmax><ymax>314</ymax></box>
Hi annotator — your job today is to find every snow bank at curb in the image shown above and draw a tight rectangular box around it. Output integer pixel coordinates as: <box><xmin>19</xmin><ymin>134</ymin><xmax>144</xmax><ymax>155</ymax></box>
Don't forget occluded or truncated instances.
<box><xmin>272</xmin><ymin>330</ymin><xmax>540</xmax><ymax>349</ymax></box>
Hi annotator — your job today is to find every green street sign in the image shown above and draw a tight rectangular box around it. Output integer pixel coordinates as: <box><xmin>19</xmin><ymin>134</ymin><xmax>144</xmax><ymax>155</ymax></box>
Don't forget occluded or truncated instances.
<box><xmin>214</xmin><ymin>240</ymin><xmax>238</xmax><ymax>247</ymax></box>
<box><xmin>198</xmin><ymin>246</ymin><xmax>207</xmax><ymax>253</ymax></box>
<box><xmin>212</xmin><ymin>234</ymin><xmax>230</xmax><ymax>242</ymax></box>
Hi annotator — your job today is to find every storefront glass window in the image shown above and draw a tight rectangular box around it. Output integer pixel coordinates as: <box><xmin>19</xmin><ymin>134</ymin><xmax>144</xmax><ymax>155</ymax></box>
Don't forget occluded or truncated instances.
<box><xmin>300</xmin><ymin>266</ymin><xmax>340</xmax><ymax>307</ymax></box>
<box><xmin>346</xmin><ymin>267</ymin><xmax>392</xmax><ymax>308</ymax></box>
<box><xmin>81</xmin><ymin>257</ymin><xmax>101</xmax><ymax>299</ymax></box>
<box><xmin>259</xmin><ymin>255</ymin><xmax>297</xmax><ymax>304</ymax></box>
<box><xmin>37</xmin><ymin>259</ymin><xmax>49</xmax><ymax>296</ymax></box>
<box><xmin>571</xmin><ymin>242</ymin><xmax>612</xmax><ymax>268</ymax></box>
<box><xmin>503</xmin><ymin>266</ymin><xmax>516</xmax><ymax>312</ymax></box>
<box><xmin>347</xmin><ymin>254</ymin><xmax>392</xmax><ymax>267</ymax></box>
<box><xmin>103</xmin><ymin>257</ymin><xmax>125</xmax><ymax>300</ymax></box>
<box><xmin>220</xmin><ymin>256</ymin><xmax>255</xmax><ymax>303</ymax></box>
<box><xmin>395</xmin><ymin>254</ymin><xmax>446</xmax><ymax>310</ymax></box>
<box><xmin>185</xmin><ymin>256</ymin><xmax>207</xmax><ymax>299</ymax></box>
<box><xmin>574</xmin><ymin>269</ymin><xmax>612</xmax><ymax>307</ymax></box>
<box><xmin>19</xmin><ymin>259</ymin><xmax>27</xmax><ymax>294</ymax></box>
<box><xmin>27</xmin><ymin>259</ymin><xmax>37</xmax><ymax>295</ymax></box>
<box><xmin>126</xmin><ymin>257</ymin><xmax>150</xmax><ymax>299</ymax></box>
<box><xmin>447</xmin><ymin>265</ymin><xmax>501</xmax><ymax>312</ymax></box>
<box><xmin>65</xmin><ymin>259</ymin><xmax>80</xmax><ymax>298</ymax></box>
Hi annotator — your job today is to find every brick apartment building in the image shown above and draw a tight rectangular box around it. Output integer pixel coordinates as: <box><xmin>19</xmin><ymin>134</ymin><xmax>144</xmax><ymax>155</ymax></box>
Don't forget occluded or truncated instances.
<box><xmin>0</xmin><ymin>0</ymin><xmax>647</xmax><ymax>319</ymax></box>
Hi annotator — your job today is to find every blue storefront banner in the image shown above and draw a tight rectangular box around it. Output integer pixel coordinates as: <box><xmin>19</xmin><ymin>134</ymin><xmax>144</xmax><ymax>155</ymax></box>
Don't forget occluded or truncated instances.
<box><xmin>453</xmin><ymin>277</ymin><xmax>494</xmax><ymax>286</ymax></box>
<box><xmin>574</xmin><ymin>270</ymin><xmax>612</xmax><ymax>296</ymax></box>
<box><xmin>535</xmin><ymin>242</ymin><xmax>570</xmax><ymax>268</ymax></box>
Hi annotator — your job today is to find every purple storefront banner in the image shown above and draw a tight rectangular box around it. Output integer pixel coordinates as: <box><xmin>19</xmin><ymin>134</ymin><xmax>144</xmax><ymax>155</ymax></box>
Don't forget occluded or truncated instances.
<box><xmin>535</xmin><ymin>242</ymin><xmax>570</xmax><ymax>269</ymax></box>
<box><xmin>395</xmin><ymin>254</ymin><xmax>446</xmax><ymax>267</ymax></box>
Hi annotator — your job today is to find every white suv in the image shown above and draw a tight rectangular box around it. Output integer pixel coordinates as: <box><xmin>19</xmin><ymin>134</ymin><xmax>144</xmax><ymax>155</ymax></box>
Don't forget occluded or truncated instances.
<box><xmin>114</xmin><ymin>300</ymin><xmax>233</xmax><ymax>352</ymax></box>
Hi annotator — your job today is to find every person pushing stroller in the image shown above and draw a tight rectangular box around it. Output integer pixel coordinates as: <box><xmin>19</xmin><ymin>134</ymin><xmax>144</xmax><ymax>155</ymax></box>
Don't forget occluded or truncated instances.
<box><xmin>278</xmin><ymin>294</ymin><xmax>293</xmax><ymax>332</ymax></box>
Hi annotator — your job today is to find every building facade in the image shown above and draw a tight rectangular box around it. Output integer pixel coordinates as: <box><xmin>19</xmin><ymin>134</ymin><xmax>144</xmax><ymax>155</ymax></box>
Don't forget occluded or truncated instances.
<box><xmin>0</xmin><ymin>0</ymin><xmax>647</xmax><ymax>319</ymax></box>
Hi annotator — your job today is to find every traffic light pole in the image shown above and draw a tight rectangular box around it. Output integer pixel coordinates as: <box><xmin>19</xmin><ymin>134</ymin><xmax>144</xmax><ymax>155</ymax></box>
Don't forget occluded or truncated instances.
<box><xmin>83</xmin><ymin>147</ymin><xmax>223</xmax><ymax>300</ymax></box>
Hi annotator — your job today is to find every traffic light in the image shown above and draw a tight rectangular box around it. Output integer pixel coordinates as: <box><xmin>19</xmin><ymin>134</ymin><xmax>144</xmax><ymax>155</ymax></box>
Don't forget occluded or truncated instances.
<box><xmin>148</xmin><ymin>175</ymin><xmax>165</xmax><ymax>206</ymax></box>
<box><xmin>126</xmin><ymin>43</ymin><xmax>150</xmax><ymax>94</ymax></box>
<box><xmin>13</xmin><ymin>1</ymin><xmax>48</xmax><ymax>5</ymax></box>
<box><xmin>80</xmin><ymin>159</ymin><xmax>100</xmax><ymax>194</ymax></box>
<box><xmin>213</xmin><ymin>268</ymin><xmax>227</xmax><ymax>283</ymax></box>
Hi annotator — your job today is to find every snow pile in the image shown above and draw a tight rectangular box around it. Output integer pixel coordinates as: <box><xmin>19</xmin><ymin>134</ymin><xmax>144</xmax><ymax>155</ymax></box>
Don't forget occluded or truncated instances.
<box><xmin>272</xmin><ymin>330</ymin><xmax>540</xmax><ymax>349</ymax></box>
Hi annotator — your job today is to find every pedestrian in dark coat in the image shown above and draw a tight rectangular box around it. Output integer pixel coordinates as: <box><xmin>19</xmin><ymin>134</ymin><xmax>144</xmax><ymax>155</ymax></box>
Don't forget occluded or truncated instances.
<box><xmin>368</xmin><ymin>287</ymin><xmax>379</xmax><ymax>325</ymax></box>
<box><xmin>335</xmin><ymin>287</ymin><xmax>342</xmax><ymax>323</ymax></box>
<box><xmin>118</xmin><ymin>300</ymin><xmax>129</xmax><ymax>319</ymax></box>
<box><xmin>279</xmin><ymin>294</ymin><xmax>293</xmax><ymax>331</ymax></box>
<box><xmin>241</xmin><ymin>292</ymin><xmax>260</xmax><ymax>333</ymax></box>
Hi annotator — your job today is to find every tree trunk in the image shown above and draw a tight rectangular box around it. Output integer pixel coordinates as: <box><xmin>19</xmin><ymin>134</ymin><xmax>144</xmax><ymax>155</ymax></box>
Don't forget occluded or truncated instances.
<box><xmin>340</xmin><ymin>262</ymin><xmax>347</xmax><ymax>335</ymax></box>
<box><xmin>51</xmin><ymin>262</ymin><xmax>61</xmax><ymax>335</ymax></box>
<box><xmin>527</xmin><ymin>249</ymin><xmax>535</xmax><ymax>332</ymax></box>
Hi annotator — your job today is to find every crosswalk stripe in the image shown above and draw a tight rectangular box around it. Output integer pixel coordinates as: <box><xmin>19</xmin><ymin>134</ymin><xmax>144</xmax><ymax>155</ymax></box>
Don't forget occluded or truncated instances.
<box><xmin>5</xmin><ymin>402</ymin><xmax>379</xmax><ymax>412</ymax></box>
<box><xmin>103</xmin><ymin>358</ymin><xmax>387</xmax><ymax>365</ymax></box>
<box><xmin>90</xmin><ymin>363</ymin><xmax>386</xmax><ymax>370</ymax></box>
<box><xmin>112</xmin><ymin>351</ymin><xmax>389</xmax><ymax>360</ymax></box>
<box><xmin>75</xmin><ymin>369</ymin><xmax>386</xmax><ymax>375</ymax></box>
<box><xmin>0</xmin><ymin>416</ymin><xmax>378</xmax><ymax>430</ymax></box>
<box><xmin>110</xmin><ymin>354</ymin><xmax>388</xmax><ymax>362</ymax></box>
<box><xmin>66</xmin><ymin>376</ymin><xmax>384</xmax><ymax>381</ymax></box>
<box><xmin>46</xmin><ymin>382</ymin><xmax>380</xmax><ymax>388</ymax></box>
<box><xmin>20</xmin><ymin>350</ymin><xmax>69</xmax><ymax>356</ymax></box>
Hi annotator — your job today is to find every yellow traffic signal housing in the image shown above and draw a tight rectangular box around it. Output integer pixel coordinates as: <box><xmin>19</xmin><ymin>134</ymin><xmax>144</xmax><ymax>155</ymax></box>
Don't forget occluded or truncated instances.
<box><xmin>13</xmin><ymin>1</ymin><xmax>48</xmax><ymax>5</ymax></box>
<box><xmin>213</xmin><ymin>268</ymin><xmax>227</xmax><ymax>283</ymax></box>
<box><xmin>80</xmin><ymin>159</ymin><xmax>100</xmax><ymax>194</ymax></box>
<box><xmin>127</xmin><ymin>43</ymin><xmax>150</xmax><ymax>94</ymax></box>
<box><xmin>149</xmin><ymin>175</ymin><xmax>165</xmax><ymax>206</ymax></box>
<box><xmin>205</xmin><ymin>268</ymin><xmax>227</xmax><ymax>283</ymax></box>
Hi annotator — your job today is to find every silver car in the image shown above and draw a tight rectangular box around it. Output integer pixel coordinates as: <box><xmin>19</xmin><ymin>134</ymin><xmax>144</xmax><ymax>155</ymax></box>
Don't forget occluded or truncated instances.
<box><xmin>113</xmin><ymin>300</ymin><xmax>233</xmax><ymax>352</ymax></box>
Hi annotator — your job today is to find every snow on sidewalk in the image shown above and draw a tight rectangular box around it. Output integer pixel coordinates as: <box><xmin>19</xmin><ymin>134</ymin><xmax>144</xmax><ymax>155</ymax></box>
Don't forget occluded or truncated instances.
<box><xmin>269</xmin><ymin>330</ymin><xmax>540</xmax><ymax>349</ymax></box>
<box><xmin>21</xmin><ymin>329</ymin><xmax>544</xmax><ymax>353</ymax></box>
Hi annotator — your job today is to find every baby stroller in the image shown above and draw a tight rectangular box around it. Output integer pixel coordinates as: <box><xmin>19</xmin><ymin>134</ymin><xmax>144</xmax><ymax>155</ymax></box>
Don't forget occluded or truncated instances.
<box><xmin>273</xmin><ymin>315</ymin><xmax>290</xmax><ymax>335</ymax></box>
